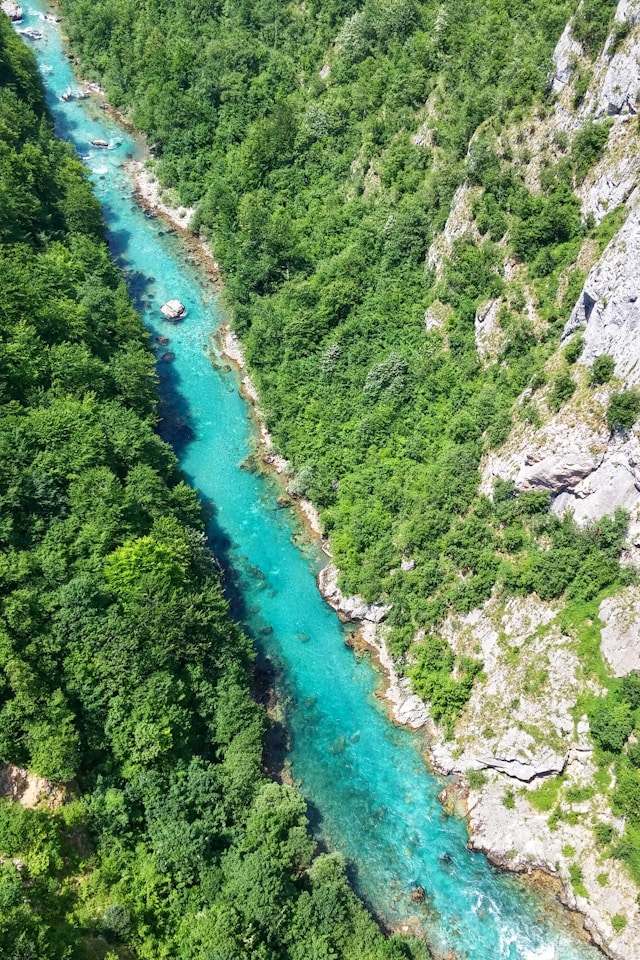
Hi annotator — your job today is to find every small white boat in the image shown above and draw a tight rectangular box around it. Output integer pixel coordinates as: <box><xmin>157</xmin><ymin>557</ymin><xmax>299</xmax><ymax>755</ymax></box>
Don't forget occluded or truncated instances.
<box><xmin>91</xmin><ymin>139</ymin><xmax>109</xmax><ymax>148</ymax></box>
<box><xmin>161</xmin><ymin>300</ymin><xmax>187</xmax><ymax>321</ymax></box>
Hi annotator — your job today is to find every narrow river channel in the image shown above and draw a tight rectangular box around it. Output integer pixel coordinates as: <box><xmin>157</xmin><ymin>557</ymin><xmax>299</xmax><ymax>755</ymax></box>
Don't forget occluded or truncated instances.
<box><xmin>15</xmin><ymin>6</ymin><xmax>604</xmax><ymax>958</ymax></box>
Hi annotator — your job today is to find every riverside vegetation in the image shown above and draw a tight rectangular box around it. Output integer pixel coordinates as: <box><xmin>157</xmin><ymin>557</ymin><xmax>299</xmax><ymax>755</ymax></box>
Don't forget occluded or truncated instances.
<box><xmin>0</xmin><ymin>17</ymin><xmax>428</xmax><ymax>960</ymax></box>
<box><xmin>56</xmin><ymin>0</ymin><xmax>629</xmax><ymax>635</ymax></box>
<box><xmin>57</xmin><ymin>0</ymin><xmax>640</xmax><ymax>903</ymax></box>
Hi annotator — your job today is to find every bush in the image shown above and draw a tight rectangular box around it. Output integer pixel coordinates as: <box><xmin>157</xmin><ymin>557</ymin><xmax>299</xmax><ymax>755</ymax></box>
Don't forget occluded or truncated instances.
<box><xmin>563</xmin><ymin>333</ymin><xmax>584</xmax><ymax>364</ymax></box>
<box><xmin>590</xmin><ymin>698</ymin><xmax>633</xmax><ymax>753</ymax></box>
<box><xmin>548</xmin><ymin>372</ymin><xmax>576</xmax><ymax>411</ymax></box>
<box><xmin>101</xmin><ymin>904</ymin><xmax>131</xmax><ymax>941</ymax></box>
<box><xmin>466</xmin><ymin>769</ymin><xmax>487</xmax><ymax>789</ymax></box>
<box><xmin>611</xmin><ymin>913</ymin><xmax>627</xmax><ymax>933</ymax></box>
<box><xmin>594</xmin><ymin>822</ymin><xmax>615</xmax><ymax>846</ymax></box>
<box><xmin>607</xmin><ymin>390</ymin><xmax>640</xmax><ymax>431</ymax></box>
<box><xmin>571</xmin><ymin>121</ymin><xmax>612</xmax><ymax>181</ymax></box>
<box><xmin>590</xmin><ymin>354</ymin><xmax>615</xmax><ymax>385</ymax></box>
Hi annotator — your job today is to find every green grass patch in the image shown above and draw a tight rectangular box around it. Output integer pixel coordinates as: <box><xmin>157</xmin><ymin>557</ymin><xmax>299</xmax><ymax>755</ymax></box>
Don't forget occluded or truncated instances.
<box><xmin>528</xmin><ymin>775</ymin><xmax>565</xmax><ymax>813</ymax></box>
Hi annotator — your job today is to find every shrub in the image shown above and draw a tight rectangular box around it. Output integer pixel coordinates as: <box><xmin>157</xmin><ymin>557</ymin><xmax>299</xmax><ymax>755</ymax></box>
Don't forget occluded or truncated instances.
<box><xmin>628</xmin><ymin>742</ymin><xmax>640</xmax><ymax>768</ymax></box>
<box><xmin>590</xmin><ymin>354</ymin><xmax>615</xmax><ymax>385</ymax></box>
<box><xmin>563</xmin><ymin>333</ymin><xmax>584</xmax><ymax>364</ymax></box>
<box><xmin>590</xmin><ymin>697</ymin><xmax>633</xmax><ymax>753</ymax></box>
<box><xmin>101</xmin><ymin>904</ymin><xmax>131</xmax><ymax>941</ymax></box>
<box><xmin>548</xmin><ymin>372</ymin><xmax>576</xmax><ymax>411</ymax></box>
<box><xmin>571</xmin><ymin>121</ymin><xmax>612</xmax><ymax>181</ymax></box>
<box><xmin>466</xmin><ymin>769</ymin><xmax>487</xmax><ymax>790</ymax></box>
<box><xmin>607</xmin><ymin>390</ymin><xmax>640</xmax><ymax>431</ymax></box>
<box><xmin>594</xmin><ymin>822</ymin><xmax>615</xmax><ymax>846</ymax></box>
<box><xmin>569</xmin><ymin>862</ymin><xmax>588</xmax><ymax>897</ymax></box>
<box><xmin>611</xmin><ymin>913</ymin><xmax>627</xmax><ymax>933</ymax></box>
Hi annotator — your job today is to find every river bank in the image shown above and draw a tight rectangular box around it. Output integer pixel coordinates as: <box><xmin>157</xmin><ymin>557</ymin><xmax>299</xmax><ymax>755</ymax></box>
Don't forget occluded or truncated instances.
<box><xmin>124</xmin><ymin>163</ymin><xmax>640</xmax><ymax>960</ymax></box>
<box><xmin>118</xmin><ymin>154</ymin><xmax>638</xmax><ymax>959</ymax></box>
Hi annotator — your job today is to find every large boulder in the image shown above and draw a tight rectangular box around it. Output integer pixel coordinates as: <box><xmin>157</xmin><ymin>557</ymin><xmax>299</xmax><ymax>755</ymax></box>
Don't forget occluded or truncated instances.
<box><xmin>1</xmin><ymin>2</ymin><xmax>23</xmax><ymax>20</ymax></box>
<box><xmin>161</xmin><ymin>299</ymin><xmax>186</xmax><ymax>321</ymax></box>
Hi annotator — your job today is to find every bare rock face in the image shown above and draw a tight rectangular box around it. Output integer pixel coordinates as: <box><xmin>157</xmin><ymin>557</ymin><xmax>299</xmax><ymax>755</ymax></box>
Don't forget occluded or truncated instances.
<box><xmin>317</xmin><ymin>563</ymin><xmax>389</xmax><ymax>623</ymax></box>
<box><xmin>474</xmin><ymin>297</ymin><xmax>502</xmax><ymax>360</ymax></box>
<box><xmin>577</xmin><ymin>134</ymin><xmax>639</xmax><ymax>224</ymax></box>
<box><xmin>475</xmin><ymin>743</ymin><xmax>566</xmax><ymax>782</ymax></box>
<box><xmin>426</xmin><ymin>184</ymin><xmax>480</xmax><ymax>280</ymax></box>
<box><xmin>564</xmin><ymin>191</ymin><xmax>640</xmax><ymax>388</ymax></box>
<box><xmin>1</xmin><ymin>2</ymin><xmax>23</xmax><ymax>20</ymax></box>
<box><xmin>482</xmin><ymin>418</ymin><xmax>609</xmax><ymax>496</ymax></box>
<box><xmin>550</xmin><ymin>22</ymin><xmax>583</xmax><ymax>93</ymax></box>
<box><xmin>428</xmin><ymin>593</ymin><xmax>582</xmax><ymax>783</ymax></box>
<box><xmin>600</xmin><ymin>586</ymin><xmax>640</xmax><ymax>676</ymax></box>
<box><xmin>584</xmin><ymin>0</ymin><xmax>640</xmax><ymax>118</ymax></box>
<box><xmin>552</xmin><ymin>433</ymin><xmax>640</xmax><ymax>524</ymax></box>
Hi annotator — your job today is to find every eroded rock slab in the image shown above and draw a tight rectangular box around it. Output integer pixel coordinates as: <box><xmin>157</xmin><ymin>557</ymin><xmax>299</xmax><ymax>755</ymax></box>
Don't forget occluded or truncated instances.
<box><xmin>600</xmin><ymin>586</ymin><xmax>640</xmax><ymax>676</ymax></box>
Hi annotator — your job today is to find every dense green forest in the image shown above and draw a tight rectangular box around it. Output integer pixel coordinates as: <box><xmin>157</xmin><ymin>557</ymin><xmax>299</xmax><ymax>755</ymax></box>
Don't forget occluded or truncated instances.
<box><xmin>0</xmin><ymin>17</ymin><xmax>427</xmax><ymax>959</ymax></box>
<box><xmin>61</xmin><ymin>0</ymin><xmax>631</xmax><ymax>693</ymax></box>
<box><xmin>56</xmin><ymin>0</ymin><xmax>640</xmax><ymax>892</ymax></box>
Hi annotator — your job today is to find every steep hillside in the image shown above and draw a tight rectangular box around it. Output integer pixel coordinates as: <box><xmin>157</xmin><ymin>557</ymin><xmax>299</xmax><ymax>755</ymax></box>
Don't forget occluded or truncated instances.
<box><xmin>56</xmin><ymin>0</ymin><xmax>640</xmax><ymax>954</ymax></box>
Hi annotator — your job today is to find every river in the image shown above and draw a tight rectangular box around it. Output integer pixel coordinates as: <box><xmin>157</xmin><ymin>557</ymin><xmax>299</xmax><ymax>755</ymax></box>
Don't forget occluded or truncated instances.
<box><xmin>15</xmin><ymin>5</ymin><xmax>604</xmax><ymax>958</ymax></box>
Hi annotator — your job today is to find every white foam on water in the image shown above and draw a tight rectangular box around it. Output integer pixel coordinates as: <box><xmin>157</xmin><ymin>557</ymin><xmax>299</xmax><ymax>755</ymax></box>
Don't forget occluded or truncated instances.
<box><xmin>525</xmin><ymin>948</ymin><xmax>556</xmax><ymax>960</ymax></box>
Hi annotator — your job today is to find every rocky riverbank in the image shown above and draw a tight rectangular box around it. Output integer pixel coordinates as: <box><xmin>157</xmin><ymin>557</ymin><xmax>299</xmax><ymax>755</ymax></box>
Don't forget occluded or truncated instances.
<box><xmin>121</xmin><ymin>87</ymin><xmax>639</xmax><ymax>960</ymax></box>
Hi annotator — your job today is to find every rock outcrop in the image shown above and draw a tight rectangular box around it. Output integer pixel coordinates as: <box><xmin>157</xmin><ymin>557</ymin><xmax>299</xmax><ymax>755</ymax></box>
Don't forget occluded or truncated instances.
<box><xmin>317</xmin><ymin>564</ymin><xmax>430</xmax><ymax>728</ymax></box>
<box><xmin>550</xmin><ymin>22</ymin><xmax>583</xmax><ymax>93</ymax></box>
<box><xmin>564</xmin><ymin>190</ymin><xmax>640</xmax><ymax>387</ymax></box>
<box><xmin>474</xmin><ymin>297</ymin><xmax>503</xmax><ymax>360</ymax></box>
<box><xmin>599</xmin><ymin>586</ymin><xmax>640</xmax><ymax>676</ymax></box>
<box><xmin>1</xmin><ymin>2</ymin><xmax>23</xmax><ymax>21</ymax></box>
<box><xmin>426</xmin><ymin>184</ymin><xmax>481</xmax><ymax>280</ymax></box>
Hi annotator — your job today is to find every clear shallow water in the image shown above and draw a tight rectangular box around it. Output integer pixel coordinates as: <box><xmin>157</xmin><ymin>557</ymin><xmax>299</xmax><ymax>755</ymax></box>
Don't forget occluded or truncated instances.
<box><xmin>18</xmin><ymin>6</ymin><xmax>602</xmax><ymax>958</ymax></box>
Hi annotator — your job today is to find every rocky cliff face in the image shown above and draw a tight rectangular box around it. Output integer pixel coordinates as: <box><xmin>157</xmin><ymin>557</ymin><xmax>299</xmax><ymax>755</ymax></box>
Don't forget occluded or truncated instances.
<box><xmin>481</xmin><ymin>1</ymin><xmax>640</xmax><ymax>548</ymax></box>
<box><xmin>374</xmin><ymin>4</ymin><xmax>640</xmax><ymax>955</ymax></box>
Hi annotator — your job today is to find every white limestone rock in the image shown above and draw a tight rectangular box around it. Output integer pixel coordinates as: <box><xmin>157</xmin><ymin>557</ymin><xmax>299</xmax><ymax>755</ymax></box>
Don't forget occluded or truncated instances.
<box><xmin>551</xmin><ymin>22</ymin><xmax>583</xmax><ymax>93</ymax></box>
<box><xmin>475</xmin><ymin>741</ymin><xmax>566</xmax><ymax>781</ymax></box>
<box><xmin>600</xmin><ymin>586</ymin><xmax>640</xmax><ymax>676</ymax></box>
<box><xmin>564</xmin><ymin>190</ymin><xmax>640</xmax><ymax>387</ymax></box>
<box><xmin>482</xmin><ymin>419</ymin><xmax>609</xmax><ymax>497</ymax></box>
<box><xmin>161</xmin><ymin>299</ymin><xmax>186</xmax><ymax>321</ymax></box>
<box><xmin>474</xmin><ymin>297</ymin><xmax>502</xmax><ymax>360</ymax></box>
<box><xmin>1</xmin><ymin>2</ymin><xmax>23</xmax><ymax>20</ymax></box>
<box><xmin>583</xmin><ymin>0</ymin><xmax>640</xmax><ymax>117</ymax></box>
<box><xmin>551</xmin><ymin>432</ymin><xmax>640</xmax><ymax>524</ymax></box>
<box><xmin>426</xmin><ymin>183</ymin><xmax>480</xmax><ymax>280</ymax></box>
<box><xmin>577</xmin><ymin>141</ymin><xmax>638</xmax><ymax>224</ymax></box>
<box><xmin>317</xmin><ymin>563</ymin><xmax>389</xmax><ymax>624</ymax></box>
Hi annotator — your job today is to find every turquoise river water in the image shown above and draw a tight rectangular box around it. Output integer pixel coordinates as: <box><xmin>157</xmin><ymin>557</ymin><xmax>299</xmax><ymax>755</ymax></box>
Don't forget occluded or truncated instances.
<box><xmin>16</xmin><ymin>6</ymin><xmax>604</xmax><ymax>958</ymax></box>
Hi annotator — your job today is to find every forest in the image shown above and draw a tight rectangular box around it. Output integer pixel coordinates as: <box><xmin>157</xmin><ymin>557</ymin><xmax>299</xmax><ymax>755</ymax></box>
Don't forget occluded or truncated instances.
<box><xmin>59</xmin><ymin>0</ymin><xmax>634</xmax><ymax>711</ymax></box>
<box><xmin>0</xmin><ymin>16</ymin><xmax>426</xmax><ymax>959</ymax></box>
<box><xmin>54</xmin><ymin>0</ymin><xmax>640</xmax><ymax>893</ymax></box>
